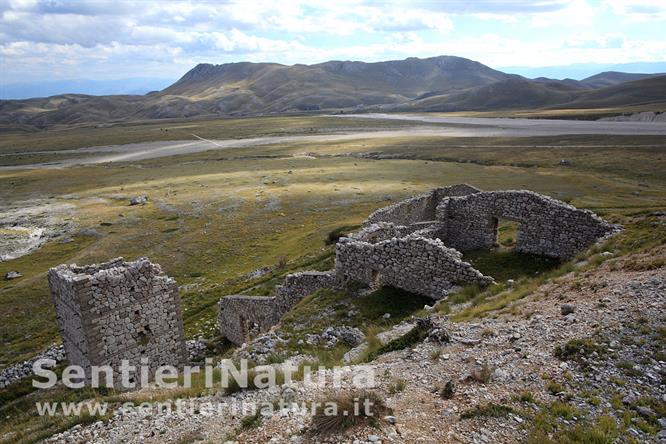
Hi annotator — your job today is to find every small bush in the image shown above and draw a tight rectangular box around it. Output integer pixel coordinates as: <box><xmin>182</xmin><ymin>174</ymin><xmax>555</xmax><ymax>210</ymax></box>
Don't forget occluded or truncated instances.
<box><xmin>554</xmin><ymin>338</ymin><xmax>603</xmax><ymax>362</ymax></box>
<box><xmin>388</xmin><ymin>379</ymin><xmax>406</xmax><ymax>394</ymax></box>
<box><xmin>517</xmin><ymin>391</ymin><xmax>535</xmax><ymax>403</ymax></box>
<box><xmin>460</xmin><ymin>403</ymin><xmax>515</xmax><ymax>419</ymax></box>
<box><xmin>365</xmin><ymin>320</ymin><xmax>431</xmax><ymax>361</ymax></box>
<box><xmin>547</xmin><ymin>381</ymin><xmax>565</xmax><ymax>395</ymax></box>
<box><xmin>240</xmin><ymin>412</ymin><xmax>262</xmax><ymax>429</ymax></box>
<box><xmin>325</xmin><ymin>225</ymin><xmax>360</xmax><ymax>245</ymax></box>
<box><xmin>311</xmin><ymin>391</ymin><xmax>389</xmax><ymax>434</ymax></box>
<box><xmin>549</xmin><ymin>401</ymin><xmax>580</xmax><ymax>420</ymax></box>
<box><xmin>438</xmin><ymin>380</ymin><xmax>455</xmax><ymax>399</ymax></box>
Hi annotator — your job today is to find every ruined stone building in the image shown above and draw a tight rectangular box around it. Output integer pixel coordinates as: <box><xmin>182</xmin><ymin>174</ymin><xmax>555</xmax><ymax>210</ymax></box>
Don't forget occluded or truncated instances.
<box><xmin>48</xmin><ymin>258</ymin><xmax>187</xmax><ymax>380</ymax></box>
<box><xmin>218</xmin><ymin>184</ymin><xmax>617</xmax><ymax>345</ymax></box>
<box><xmin>48</xmin><ymin>185</ymin><xmax>617</xmax><ymax>355</ymax></box>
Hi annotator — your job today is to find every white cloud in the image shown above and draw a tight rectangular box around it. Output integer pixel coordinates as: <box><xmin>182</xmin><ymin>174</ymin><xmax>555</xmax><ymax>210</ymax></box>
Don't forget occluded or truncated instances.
<box><xmin>0</xmin><ymin>0</ymin><xmax>664</xmax><ymax>83</ymax></box>
<box><xmin>603</xmin><ymin>0</ymin><xmax>666</xmax><ymax>21</ymax></box>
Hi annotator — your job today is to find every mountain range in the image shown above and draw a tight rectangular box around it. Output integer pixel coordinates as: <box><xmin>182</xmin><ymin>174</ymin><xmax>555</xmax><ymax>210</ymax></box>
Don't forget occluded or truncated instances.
<box><xmin>1</xmin><ymin>56</ymin><xmax>665</xmax><ymax>128</ymax></box>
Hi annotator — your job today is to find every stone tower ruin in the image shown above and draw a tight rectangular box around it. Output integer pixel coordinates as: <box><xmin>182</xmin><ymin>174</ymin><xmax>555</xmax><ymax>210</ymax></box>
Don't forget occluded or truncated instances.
<box><xmin>48</xmin><ymin>257</ymin><xmax>187</xmax><ymax>380</ymax></box>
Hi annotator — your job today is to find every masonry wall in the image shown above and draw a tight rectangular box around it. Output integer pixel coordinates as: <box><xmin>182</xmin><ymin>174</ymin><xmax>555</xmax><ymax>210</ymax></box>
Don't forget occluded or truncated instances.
<box><xmin>218</xmin><ymin>296</ymin><xmax>282</xmax><ymax>346</ymax></box>
<box><xmin>274</xmin><ymin>271</ymin><xmax>339</xmax><ymax>313</ymax></box>
<box><xmin>218</xmin><ymin>271</ymin><xmax>338</xmax><ymax>345</ymax></box>
<box><xmin>48</xmin><ymin>258</ymin><xmax>187</xmax><ymax>378</ymax></box>
<box><xmin>436</xmin><ymin>191</ymin><xmax>617</xmax><ymax>259</ymax></box>
<box><xmin>351</xmin><ymin>222</ymin><xmax>427</xmax><ymax>243</ymax></box>
<box><xmin>364</xmin><ymin>184</ymin><xmax>481</xmax><ymax>226</ymax></box>
<box><xmin>335</xmin><ymin>234</ymin><xmax>494</xmax><ymax>299</ymax></box>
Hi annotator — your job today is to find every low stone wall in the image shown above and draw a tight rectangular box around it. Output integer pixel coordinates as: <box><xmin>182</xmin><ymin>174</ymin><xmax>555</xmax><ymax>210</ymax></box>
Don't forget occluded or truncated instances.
<box><xmin>218</xmin><ymin>296</ymin><xmax>282</xmax><ymax>346</ymax></box>
<box><xmin>219</xmin><ymin>271</ymin><xmax>338</xmax><ymax>345</ymax></box>
<box><xmin>364</xmin><ymin>184</ymin><xmax>481</xmax><ymax>226</ymax></box>
<box><xmin>48</xmin><ymin>258</ymin><xmax>187</xmax><ymax>378</ymax></box>
<box><xmin>351</xmin><ymin>222</ymin><xmax>428</xmax><ymax>243</ymax></box>
<box><xmin>275</xmin><ymin>271</ymin><xmax>338</xmax><ymax>312</ymax></box>
<box><xmin>436</xmin><ymin>190</ymin><xmax>617</xmax><ymax>259</ymax></box>
<box><xmin>335</xmin><ymin>234</ymin><xmax>494</xmax><ymax>299</ymax></box>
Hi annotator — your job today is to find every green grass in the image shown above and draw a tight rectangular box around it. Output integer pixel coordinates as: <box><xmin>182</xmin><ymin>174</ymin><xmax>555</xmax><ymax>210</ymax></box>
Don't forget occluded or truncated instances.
<box><xmin>554</xmin><ymin>339</ymin><xmax>605</xmax><ymax>362</ymax></box>
<box><xmin>463</xmin><ymin>249</ymin><xmax>560</xmax><ymax>282</ymax></box>
<box><xmin>278</xmin><ymin>286</ymin><xmax>431</xmax><ymax>365</ymax></box>
<box><xmin>0</xmin><ymin>116</ymin><xmax>665</xmax><ymax>442</ymax></box>
<box><xmin>460</xmin><ymin>402</ymin><xmax>515</xmax><ymax>420</ymax></box>
<box><xmin>364</xmin><ymin>321</ymin><xmax>431</xmax><ymax>362</ymax></box>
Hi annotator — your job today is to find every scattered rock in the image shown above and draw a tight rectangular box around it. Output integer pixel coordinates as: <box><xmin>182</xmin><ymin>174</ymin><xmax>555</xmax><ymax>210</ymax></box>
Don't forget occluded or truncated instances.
<box><xmin>4</xmin><ymin>271</ymin><xmax>22</xmax><ymax>280</ymax></box>
<box><xmin>427</xmin><ymin>327</ymin><xmax>450</xmax><ymax>344</ymax></box>
<box><xmin>0</xmin><ymin>345</ymin><xmax>65</xmax><ymax>388</ymax></box>
<box><xmin>635</xmin><ymin>406</ymin><xmax>656</xmax><ymax>419</ymax></box>
<box><xmin>560</xmin><ymin>304</ymin><xmax>576</xmax><ymax>316</ymax></box>
<box><xmin>129</xmin><ymin>195</ymin><xmax>148</xmax><ymax>206</ymax></box>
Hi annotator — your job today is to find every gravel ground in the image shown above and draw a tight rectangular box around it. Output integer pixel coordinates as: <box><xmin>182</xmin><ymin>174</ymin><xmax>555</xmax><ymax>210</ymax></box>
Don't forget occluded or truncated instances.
<box><xmin>39</xmin><ymin>249</ymin><xmax>665</xmax><ymax>444</ymax></box>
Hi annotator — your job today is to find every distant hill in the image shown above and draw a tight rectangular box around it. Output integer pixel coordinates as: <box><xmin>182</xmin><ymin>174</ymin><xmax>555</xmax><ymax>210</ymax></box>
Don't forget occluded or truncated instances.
<box><xmin>558</xmin><ymin>75</ymin><xmax>666</xmax><ymax>109</ymax></box>
<box><xmin>500</xmin><ymin>61</ymin><xmax>666</xmax><ymax>80</ymax></box>
<box><xmin>579</xmin><ymin>71</ymin><xmax>664</xmax><ymax>89</ymax></box>
<box><xmin>395</xmin><ymin>77</ymin><xmax>582</xmax><ymax>112</ymax></box>
<box><xmin>1</xmin><ymin>56</ymin><xmax>664</xmax><ymax>128</ymax></box>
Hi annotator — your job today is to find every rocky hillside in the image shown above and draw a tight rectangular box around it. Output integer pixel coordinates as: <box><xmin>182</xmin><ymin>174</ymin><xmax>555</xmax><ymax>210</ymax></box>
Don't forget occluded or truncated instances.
<box><xmin>20</xmin><ymin>214</ymin><xmax>666</xmax><ymax>444</ymax></box>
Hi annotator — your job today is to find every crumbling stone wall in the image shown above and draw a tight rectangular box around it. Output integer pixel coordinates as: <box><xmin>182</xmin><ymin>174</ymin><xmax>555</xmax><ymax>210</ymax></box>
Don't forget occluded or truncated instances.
<box><xmin>217</xmin><ymin>184</ymin><xmax>616</xmax><ymax>344</ymax></box>
<box><xmin>335</xmin><ymin>234</ymin><xmax>493</xmax><ymax>299</ymax></box>
<box><xmin>274</xmin><ymin>271</ymin><xmax>339</xmax><ymax>313</ymax></box>
<box><xmin>219</xmin><ymin>271</ymin><xmax>338</xmax><ymax>345</ymax></box>
<box><xmin>218</xmin><ymin>296</ymin><xmax>282</xmax><ymax>346</ymax></box>
<box><xmin>435</xmin><ymin>190</ymin><xmax>617</xmax><ymax>259</ymax></box>
<box><xmin>364</xmin><ymin>184</ymin><xmax>480</xmax><ymax>226</ymax></box>
<box><xmin>351</xmin><ymin>222</ymin><xmax>426</xmax><ymax>243</ymax></box>
<box><xmin>48</xmin><ymin>258</ymin><xmax>187</xmax><ymax>378</ymax></box>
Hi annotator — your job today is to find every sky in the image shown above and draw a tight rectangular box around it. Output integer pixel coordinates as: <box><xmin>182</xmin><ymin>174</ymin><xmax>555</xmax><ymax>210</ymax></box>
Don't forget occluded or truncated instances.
<box><xmin>1</xmin><ymin>0</ymin><xmax>666</xmax><ymax>85</ymax></box>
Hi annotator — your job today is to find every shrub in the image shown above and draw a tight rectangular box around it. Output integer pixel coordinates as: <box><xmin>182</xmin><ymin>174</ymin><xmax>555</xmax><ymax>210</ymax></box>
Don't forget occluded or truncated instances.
<box><xmin>438</xmin><ymin>380</ymin><xmax>455</xmax><ymax>399</ymax></box>
<box><xmin>325</xmin><ymin>225</ymin><xmax>360</xmax><ymax>245</ymax></box>
<box><xmin>547</xmin><ymin>381</ymin><xmax>565</xmax><ymax>395</ymax></box>
<box><xmin>554</xmin><ymin>338</ymin><xmax>603</xmax><ymax>362</ymax></box>
<box><xmin>517</xmin><ymin>391</ymin><xmax>535</xmax><ymax>403</ymax></box>
<box><xmin>460</xmin><ymin>403</ymin><xmax>515</xmax><ymax>419</ymax></box>
<box><xmin>240</xmin><ymin>412</ymin><xmax>262</xmax><ymax>429</ymax></box>
<box><xmin>311</xmin><ymin>391</ymin><xmax>389</xmax><ymax>434</ymax></box>
<box><xmin>365</xmin><ymin>319</ymin><xmax>431</xmax><ymax>361</ymax></box>
<box><xmin>388</xmin><ymin>379</ymin><xmax>406</xmax><ymax>394</ymax></box>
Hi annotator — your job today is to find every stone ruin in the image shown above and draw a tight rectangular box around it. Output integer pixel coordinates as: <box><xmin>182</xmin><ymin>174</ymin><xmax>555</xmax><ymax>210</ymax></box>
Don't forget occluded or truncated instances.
<box><xmin>47</xmin><ymin>185</ymin><xmax>617</xmax><ymax>354</ymax></box>
<box><xmin>218</xmin><ymin>271</ymin><xmax>338</xmax><ymax>345</ymax></box>
<box><xmin>48</xmin><ymin>257</ymin><xmax>187</xmax><ymax>380</ymax></box>
<box><xmin>217</xmin><ymin>184</ymin><xmax>618</xmax><ymax>345</ymax></box>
